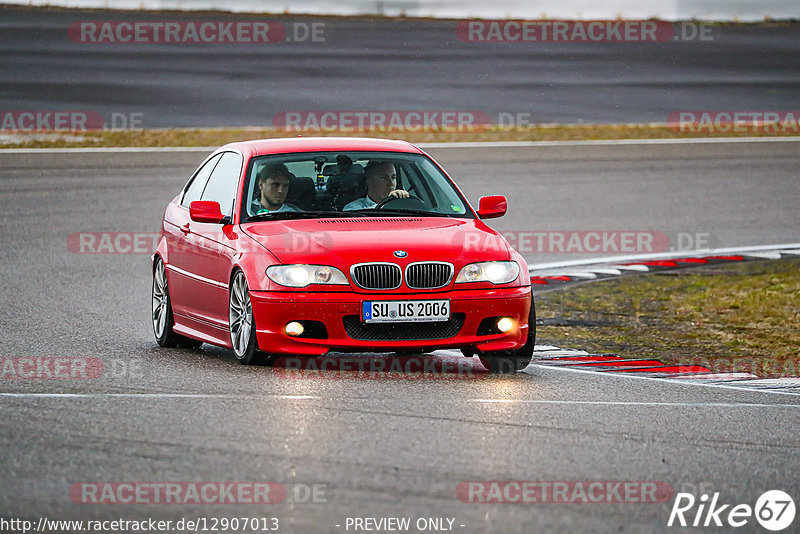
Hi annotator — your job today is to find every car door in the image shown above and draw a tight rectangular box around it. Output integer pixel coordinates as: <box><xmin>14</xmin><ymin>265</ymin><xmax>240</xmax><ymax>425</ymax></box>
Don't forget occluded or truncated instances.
<box><xmin>183</xmin><ymin>151</ymin><xmax>244</xmax><ymax>331</ymax></box>
<box><xmin>164</xmin><ymin>153</ymin><xmax>222</xmax><ymax>319</ymax></box>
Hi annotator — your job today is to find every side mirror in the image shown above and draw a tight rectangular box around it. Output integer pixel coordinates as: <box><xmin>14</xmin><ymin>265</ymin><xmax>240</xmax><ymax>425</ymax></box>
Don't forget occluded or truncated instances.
<box><xmin>189</xmin><ymin>200</ymin><xmax>228</xmax><ymax>224</ymax></box>
<box><xmin>477</xmin><ymin>195</ymin><xmax>507</xmax><ymax>219</ymax></box>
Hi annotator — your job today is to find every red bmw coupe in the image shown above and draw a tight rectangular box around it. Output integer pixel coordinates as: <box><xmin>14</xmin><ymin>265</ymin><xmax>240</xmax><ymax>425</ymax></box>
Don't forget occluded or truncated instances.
<box><xmin>152</xmin><ymin>138</ymin><xmax>534</xmax><ymax>373</ymax></box>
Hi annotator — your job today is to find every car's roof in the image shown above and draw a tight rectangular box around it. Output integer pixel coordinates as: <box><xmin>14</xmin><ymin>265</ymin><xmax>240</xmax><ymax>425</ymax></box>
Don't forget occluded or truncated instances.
<box><xmin>221</xmin><ymin>137</ymin><xmax>425</xmax><ymax>157</ymax></box>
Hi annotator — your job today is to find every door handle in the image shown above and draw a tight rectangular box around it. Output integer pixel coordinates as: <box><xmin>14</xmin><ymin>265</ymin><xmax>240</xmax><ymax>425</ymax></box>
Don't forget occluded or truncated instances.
<box><xmin>180</xmin><ymin>223</ymin><xmax>191</xmax><ymax>235</ymax></box>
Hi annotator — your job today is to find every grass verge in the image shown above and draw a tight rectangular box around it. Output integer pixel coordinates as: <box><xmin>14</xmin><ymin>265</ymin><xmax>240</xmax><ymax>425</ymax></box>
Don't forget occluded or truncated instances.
<box><xmin>535</xmin><ymin>258</ymin><xmax>800</xmax><ymax>377</ymax></box>
<box><xmin>1</xmin><ymin>123</ymin><xmax>799</xmax><ymax>149</ymax></box>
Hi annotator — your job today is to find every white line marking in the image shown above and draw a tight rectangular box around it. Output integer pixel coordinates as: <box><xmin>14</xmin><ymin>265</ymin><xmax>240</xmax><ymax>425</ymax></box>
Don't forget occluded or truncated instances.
<box><xmin>529</xmin><ymin>243</ymin><xmax>800</xmax><ymax>272</ymax></box>
<box><xmin>742</xmin><ymin>252</ymin><xmax>783</xmax><ymax>259</ymax></box>
<box><xmin>418</xmin><ymin>136</ymin><xmax>800</xmax><ymax>149</ymax></box>
<box><xmin>1</xmin><ymin>136</ymin><xmax>798</xmax><ymax>154</ymax></box>
<box><xmin>559</xmin><ymin>271</ymin><xmax>598</xmax><ymax>279</ymax></box>
<box><xmin>608</xmin><ymin>264</ymin><xmax>651</xmax><ymax>272</ymax></box>
<box><xmin>0</xmin><ymin>392</ymin><xmax>320</xmax><ymax>399</ymax></box>
<box><xmin>2</xmin><ymin>392</ymin><xmax>796</xmax><ymax>408</ymax></box>
<box><xmin>586</xmin><ymin>268</ymin><xmax>623</xmax><ymax>275</ymax></box>
<box><xmin>717</xmin><ymin>378</ymin><xmax>800</xmax><ymax>387</ymax></box>
<box><xmin>535</xmin><ymin>351</ymin><xmax>591</xmax><ymax>357</ymax></box>
<box><xmin>530</xmin><ymin>364</ymin><xmax>800</xmax><ymax>397</ymax></box>
<box><xmin>0</xmin><ymin>393</ymin><xmax>230</xmax><ymax>398</ymax></box>
<box><xmin>668</xmin><ymin>373</ymin><xmax>759</xmax><ymax>380</ymax></box>
<box><xmin>470</xmin><ymin>399</ymin><xmax>800</xmax><ymax>408</ymax></box>
<box><xmin>0</xmin><ymin>147</ymin><xmax>214</xmax><ymax>154</ymax></box>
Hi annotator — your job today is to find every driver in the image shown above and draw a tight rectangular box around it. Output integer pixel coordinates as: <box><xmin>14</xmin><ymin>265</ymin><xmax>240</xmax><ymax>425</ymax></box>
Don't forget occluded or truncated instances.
<box><xmin>251</xmin><ymin>163</ymin><xmax>301</xmax><ymax>214</ymax></box>
<box><xmin>343</xmin><ymin>160</ymin><xmax>409</xmax><ymax>210</ymax></box>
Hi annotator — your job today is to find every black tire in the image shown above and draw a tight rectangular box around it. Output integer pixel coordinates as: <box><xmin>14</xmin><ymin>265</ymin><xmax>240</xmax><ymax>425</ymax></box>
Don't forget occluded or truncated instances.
<box><xmin>152</xmin><ymin>258</ymin><xmax>203</xmax><ymax>349</ymax></box>
<box><xmin>229</xmin><ymin>270</ymin><xmax>272</xmax><ymax>365</ymax></box>
<box><xmin>479</xmin><ymin>293</ymin><xmax>536</xmax><ymax>374</ymax></box>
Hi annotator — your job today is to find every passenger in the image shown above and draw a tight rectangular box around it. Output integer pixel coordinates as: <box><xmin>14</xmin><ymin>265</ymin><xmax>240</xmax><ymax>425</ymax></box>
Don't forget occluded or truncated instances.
<box><xmin>252</xmin><ymin>163</ymin><xmax>301</xmax><ymax>214</ymax></box>
<box><xmin>336</xmin><ymin>154</ymin><xmax>354</xmax><ymax>173</ymax></box>
<box><xmin>343</xmin><ymin>161</ymin><xmax>409</xmax><ymax>210</ymax></box>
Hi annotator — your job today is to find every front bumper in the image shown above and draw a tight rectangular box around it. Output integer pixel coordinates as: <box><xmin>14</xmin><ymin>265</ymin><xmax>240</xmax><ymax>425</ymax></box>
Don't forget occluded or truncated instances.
<box><xmin>249</xmin><ymin>286</ymin><xmax>531</xmax><ymax>356</ymax></box>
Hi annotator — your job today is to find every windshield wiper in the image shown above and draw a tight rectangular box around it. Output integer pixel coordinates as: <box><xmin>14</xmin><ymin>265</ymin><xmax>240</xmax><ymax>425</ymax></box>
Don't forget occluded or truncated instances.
<box><xmin>246</xmin><ymin>210</ymin><xmax>368</xmax><ymax>222</ymax></box>
<box><xmin>348</xmin><ymin>208</ymin><xmax>454</xmax><ymax>218</ymax></box>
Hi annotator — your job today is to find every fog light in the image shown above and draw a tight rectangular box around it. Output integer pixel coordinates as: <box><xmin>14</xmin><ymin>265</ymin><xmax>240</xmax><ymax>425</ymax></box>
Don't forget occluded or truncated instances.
<box><xmin>285</xmin><ymin>321</ymin><xmax>305</xmax><ymax>337</ymax></box>
<box><xmin>496</xmin><ymin>317</ymin><xmax>514</xmax><ymax>333</ymax></box>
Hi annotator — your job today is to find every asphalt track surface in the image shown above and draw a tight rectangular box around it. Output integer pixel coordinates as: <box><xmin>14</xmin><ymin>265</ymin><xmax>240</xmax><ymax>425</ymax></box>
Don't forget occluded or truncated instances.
<box><xmin>1</xmin><ymin>7</ymin><xmax>800</xmax><ymax>126</ymax></box>
<box><xmin>1</xmin><ymin>141</ymin><xmax>799</xmax><ymax>533</ymax></box>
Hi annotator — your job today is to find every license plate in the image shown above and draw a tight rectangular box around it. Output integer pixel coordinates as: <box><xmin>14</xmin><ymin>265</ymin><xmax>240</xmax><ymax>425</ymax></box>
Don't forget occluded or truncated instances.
<box><xmin>362</xmin><ymin>300</ymin><xmax>450</xmax><ymax>323</ymax></box>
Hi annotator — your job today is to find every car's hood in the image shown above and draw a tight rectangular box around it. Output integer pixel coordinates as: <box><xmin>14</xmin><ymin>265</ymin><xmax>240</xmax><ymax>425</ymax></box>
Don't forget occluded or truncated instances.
<box><xmin>240</xmin><ymin>216</ymin><xmax>512</xmax><ymax>267</ymax></box>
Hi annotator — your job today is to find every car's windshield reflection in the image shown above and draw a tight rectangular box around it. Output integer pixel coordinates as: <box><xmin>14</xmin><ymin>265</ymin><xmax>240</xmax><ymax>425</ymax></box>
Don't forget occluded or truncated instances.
<box><xmin>241</xmin><ymin>151</ymin><xmax>472</xmax><ymax>221</ymax></box>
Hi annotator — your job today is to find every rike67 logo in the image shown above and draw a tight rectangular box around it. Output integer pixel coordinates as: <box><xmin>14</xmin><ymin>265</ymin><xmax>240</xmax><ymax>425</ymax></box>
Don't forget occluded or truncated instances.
<box><xmin>668</xmin><ymin>490</ymin><xmax>795</xmax><ymax>531</ymax></box>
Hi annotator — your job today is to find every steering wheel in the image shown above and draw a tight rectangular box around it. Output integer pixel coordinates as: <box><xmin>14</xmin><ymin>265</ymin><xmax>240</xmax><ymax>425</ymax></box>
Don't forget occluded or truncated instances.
<box><xmin>374</xmin><ymin>195</ymin><xmax>429</xmax><ymax>210</ymax></box>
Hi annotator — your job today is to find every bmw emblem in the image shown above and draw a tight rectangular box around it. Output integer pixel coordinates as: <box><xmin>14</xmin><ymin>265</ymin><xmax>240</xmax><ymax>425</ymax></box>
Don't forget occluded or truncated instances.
<box><xmin>393</xmin><ymin>250</ymin><xmax>408</xmax><ymax>258</ymax></box>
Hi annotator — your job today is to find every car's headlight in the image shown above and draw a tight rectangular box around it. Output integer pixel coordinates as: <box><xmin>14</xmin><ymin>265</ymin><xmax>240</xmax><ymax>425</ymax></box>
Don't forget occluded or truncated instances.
<box><xmin>455</xmin><ymin>261</ymin><xmax>520</xmax><ymax>284</ymax></box>
<box><xmin>266</xmin><ymin>265</ymin><xmax>348</xmax><ymax>287</ymax></box>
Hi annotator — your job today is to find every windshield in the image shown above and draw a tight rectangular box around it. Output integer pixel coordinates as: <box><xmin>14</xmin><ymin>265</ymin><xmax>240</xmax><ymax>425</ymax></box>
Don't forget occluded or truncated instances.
<box><xmin>240</xmin><ymin>151</ymin><xmax>472</xmax><ymax>221</ymax></box>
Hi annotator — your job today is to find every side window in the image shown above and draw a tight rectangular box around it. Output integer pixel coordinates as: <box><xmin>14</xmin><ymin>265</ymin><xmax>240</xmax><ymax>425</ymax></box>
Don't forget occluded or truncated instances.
<box><xmin>201</xmin><ymin>152</ymin><xmax>243</xmax><ymax>217</ymax></box>
<box><xmin>181</xmin><ymin>154</ymin><xmax>221</xmax><ymax>207</ymax></box>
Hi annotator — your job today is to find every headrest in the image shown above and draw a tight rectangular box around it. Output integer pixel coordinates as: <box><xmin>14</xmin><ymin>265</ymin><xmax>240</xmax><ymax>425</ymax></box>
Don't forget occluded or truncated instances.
<box><xmin>322</xmin><ymin>163</ymin><xmax>364</xmax><ymax>176</ymax></box>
